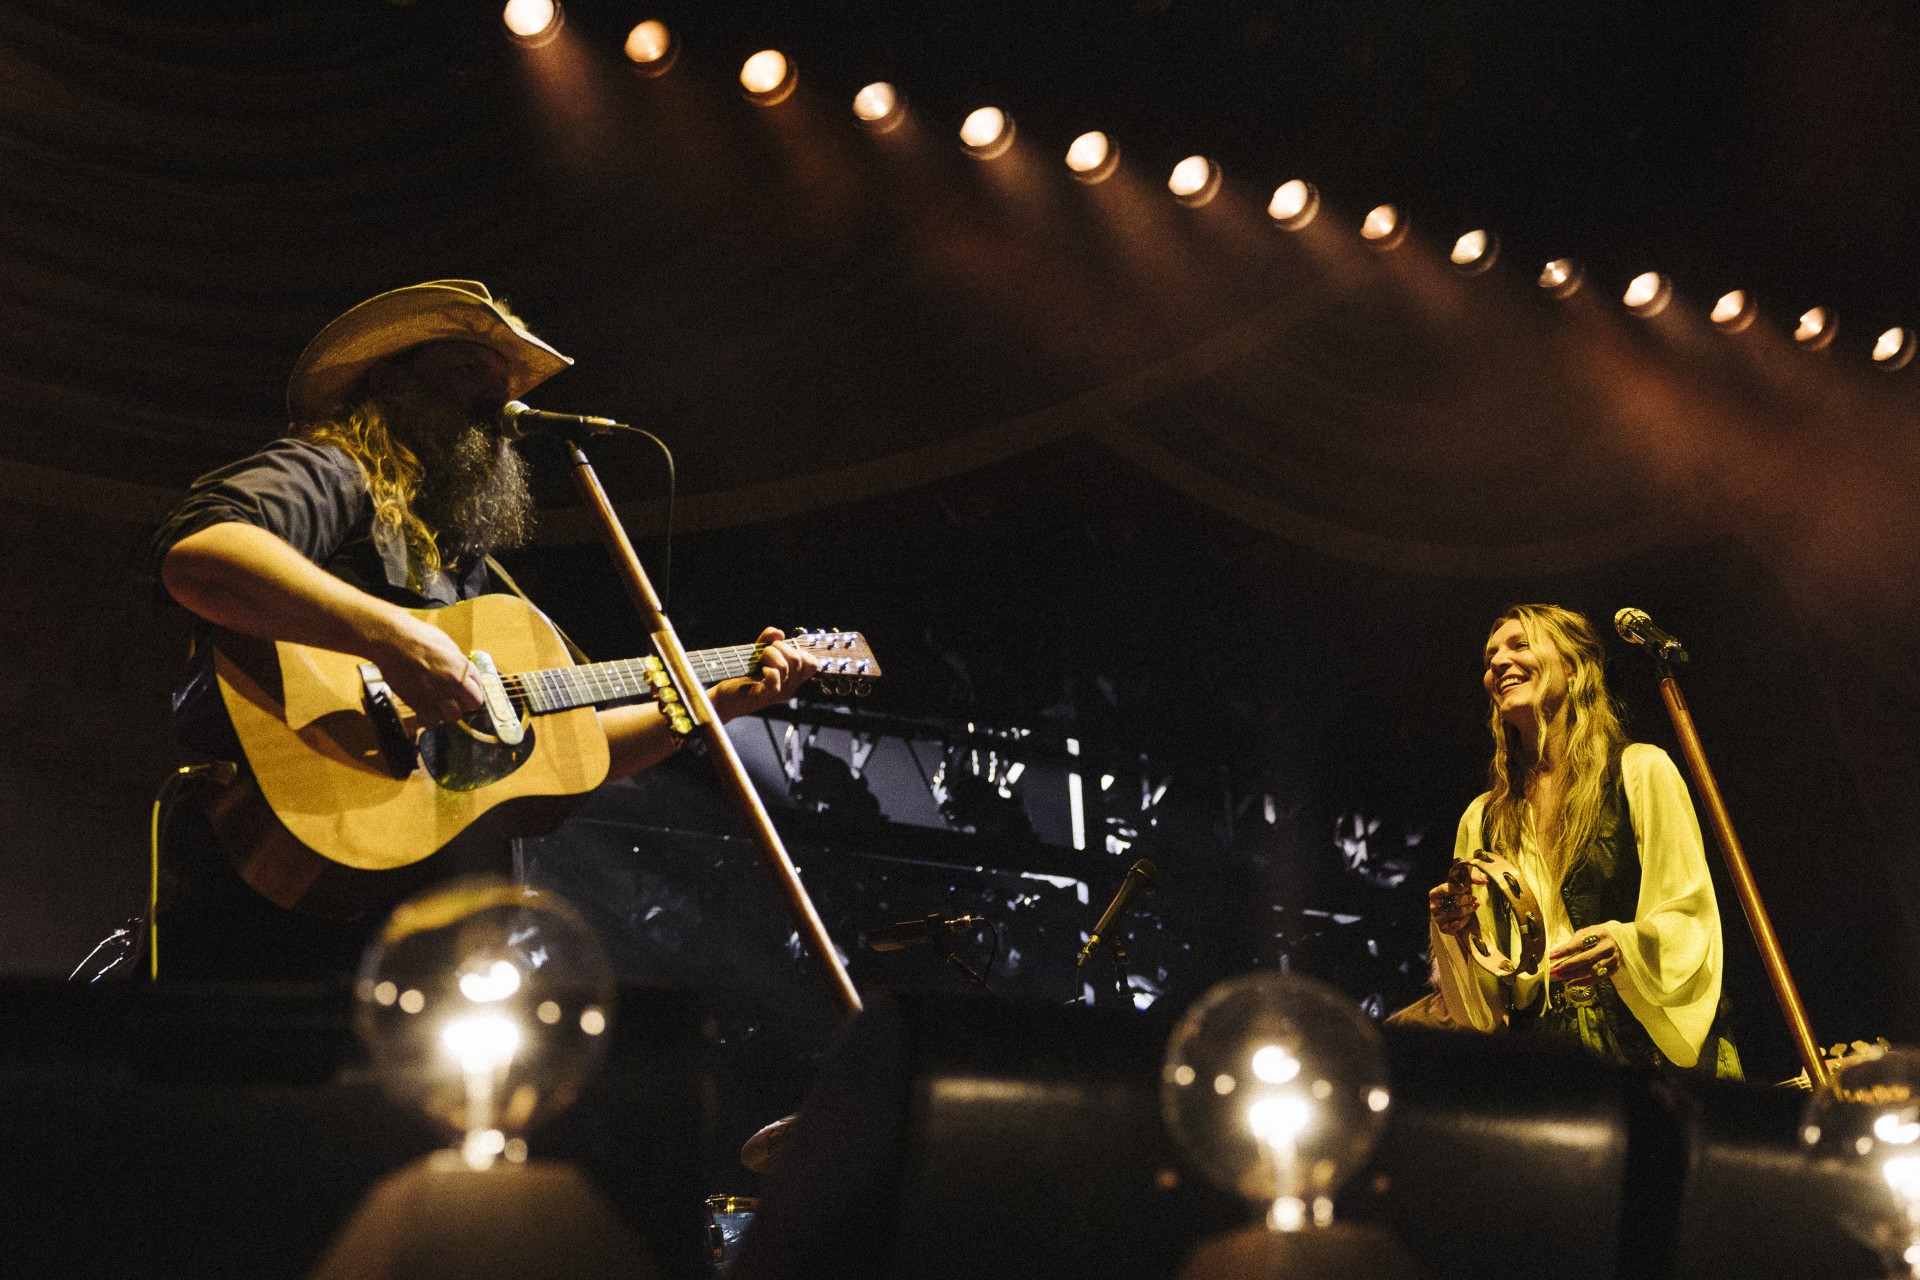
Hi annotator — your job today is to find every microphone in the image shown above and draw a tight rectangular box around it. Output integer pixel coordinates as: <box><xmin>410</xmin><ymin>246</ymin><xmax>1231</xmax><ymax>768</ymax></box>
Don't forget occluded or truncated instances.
<box><xmin>1614</xmin><ymin>607</ymin><xmax>1689</xmax><ymax>665</ymax></box>
<box><xmin>498</xmin><ymin>399</ymin><xmax>625</xmax><ymax>440</ymax></box>
<box><xmin>1078</xmin><ymin>858</ymin><xmax>1158</xmax><ymax>966</ymax></box>
<box><xmin>866</xmin><ymin>914</ymin><xmax>988</xmax><ymax>954</ymax></box>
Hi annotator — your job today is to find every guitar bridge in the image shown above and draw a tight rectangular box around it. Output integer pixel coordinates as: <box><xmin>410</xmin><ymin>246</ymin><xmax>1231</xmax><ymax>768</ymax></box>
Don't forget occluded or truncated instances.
<box><xmin>469</xmin><ymin>650</ymin><xmax>525</xmax><ymax>746</ymax></box>
<box><xmin>358</xmin><ymin>662</ymin><xmax>420</xmax><ymax>779</ymax></box>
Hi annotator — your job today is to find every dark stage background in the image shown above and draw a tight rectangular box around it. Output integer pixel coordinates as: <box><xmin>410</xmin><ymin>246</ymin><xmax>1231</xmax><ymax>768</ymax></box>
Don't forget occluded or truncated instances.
<box><xmin>6</xmin><ymin>0</ymin><xmax>1920</xmax><ymax>1172</ymax></box>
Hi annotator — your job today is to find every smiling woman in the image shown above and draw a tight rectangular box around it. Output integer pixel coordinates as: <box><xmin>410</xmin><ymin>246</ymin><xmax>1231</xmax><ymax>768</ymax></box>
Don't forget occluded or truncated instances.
<box><xmin>1425</xmin><ymin>604</ymin><xmax>1742</xmax><ymax>1076</ymax></box>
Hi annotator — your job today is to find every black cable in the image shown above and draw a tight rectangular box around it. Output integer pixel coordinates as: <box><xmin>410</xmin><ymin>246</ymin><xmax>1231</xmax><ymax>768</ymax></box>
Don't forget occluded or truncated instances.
<box><xmin>980</xmin><ymin>917</ymin><xmax>1002</xmax><ymax>986</ymax></box>
<box><xmin>611</xmin><ymin>424</ymin><xmax>676</xmax><ymax>609</ymax></box>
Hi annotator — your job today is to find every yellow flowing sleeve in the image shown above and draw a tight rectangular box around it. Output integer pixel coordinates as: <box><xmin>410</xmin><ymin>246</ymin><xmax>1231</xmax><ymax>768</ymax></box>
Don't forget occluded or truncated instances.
<box><xmin>1600</xmin><ymin>743</ymin><xmax>1723</xmax><ymax>1067</ymax></box>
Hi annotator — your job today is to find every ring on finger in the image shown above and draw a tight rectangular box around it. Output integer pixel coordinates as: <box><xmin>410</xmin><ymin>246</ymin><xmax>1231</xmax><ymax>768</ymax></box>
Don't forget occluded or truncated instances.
<box><xmin>1581</xmin><ymin>933</ymin><xmax>1600</xmax><ymax>948</ymax></box>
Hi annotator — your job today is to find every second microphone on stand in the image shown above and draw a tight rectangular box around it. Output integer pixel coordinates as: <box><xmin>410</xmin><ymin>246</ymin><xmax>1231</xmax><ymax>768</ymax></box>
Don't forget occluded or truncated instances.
<box><xmin>1079</xmin><ymin>858</ymin><xmax>1158</xmax><ymax>967</ymax></box>
<box><xmin>866</xmin><ymin>913</ymin><xmax>990</xmax><ymax>953</ymax></box>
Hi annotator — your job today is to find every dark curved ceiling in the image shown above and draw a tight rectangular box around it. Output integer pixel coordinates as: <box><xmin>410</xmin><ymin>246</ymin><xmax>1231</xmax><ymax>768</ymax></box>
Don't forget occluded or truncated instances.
<box><xmin>4</xmin><ymin>0</ymin><xmax>1918</xmax><ymax>574</ymax></box>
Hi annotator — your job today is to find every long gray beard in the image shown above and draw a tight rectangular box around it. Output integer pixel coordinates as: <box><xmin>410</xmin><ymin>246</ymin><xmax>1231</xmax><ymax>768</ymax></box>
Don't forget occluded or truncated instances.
<box><xmin>390</xmin><ymin>395</ymin><xmax>536</xmax><ymax>557</ymax></box>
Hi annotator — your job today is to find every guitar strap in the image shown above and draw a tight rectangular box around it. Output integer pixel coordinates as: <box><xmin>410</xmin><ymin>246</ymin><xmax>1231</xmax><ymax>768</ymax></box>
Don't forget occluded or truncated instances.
<box><xmin>483</xmin><ymin>555</ymin><xmax>593</xmax><ymax>666</ymax></box>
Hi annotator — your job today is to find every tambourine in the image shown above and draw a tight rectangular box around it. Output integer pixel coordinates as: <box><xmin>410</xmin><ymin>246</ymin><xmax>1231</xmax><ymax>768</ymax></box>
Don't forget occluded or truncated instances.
<box><xmin>1448</xmin><ymin>849</ymin><xmax>1546</xmax><ymax>979</ymax></box>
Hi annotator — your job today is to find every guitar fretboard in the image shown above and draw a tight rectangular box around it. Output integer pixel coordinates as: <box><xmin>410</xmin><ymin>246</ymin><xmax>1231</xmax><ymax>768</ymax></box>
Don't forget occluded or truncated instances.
<box><xmin>499</xmin><ymin>644</ymin><xmax>764</xmax><ymax>715</ymax></box>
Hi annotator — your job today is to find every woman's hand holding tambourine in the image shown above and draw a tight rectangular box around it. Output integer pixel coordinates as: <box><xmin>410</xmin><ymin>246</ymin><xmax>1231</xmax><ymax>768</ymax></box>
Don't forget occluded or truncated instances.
<box><xmin>1428</xmin><ymin>870</ymin><xmax>1484</xmax><ymax>936</ymax></box>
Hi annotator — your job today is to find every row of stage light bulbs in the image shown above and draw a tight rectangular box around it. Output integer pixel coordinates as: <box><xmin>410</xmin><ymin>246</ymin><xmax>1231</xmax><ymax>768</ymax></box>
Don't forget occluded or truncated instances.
<box><xmin>501</xmin><ymin>2</ymin><xmax>1918</xmax><ymax>373</ymax></box>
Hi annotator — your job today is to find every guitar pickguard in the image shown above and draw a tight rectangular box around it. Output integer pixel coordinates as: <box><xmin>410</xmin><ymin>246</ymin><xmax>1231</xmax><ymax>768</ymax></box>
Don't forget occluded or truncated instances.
<box><xmin>416</xmin><ymin>713</ymin><xmax>537</xmax><ymax>792</ymax></box>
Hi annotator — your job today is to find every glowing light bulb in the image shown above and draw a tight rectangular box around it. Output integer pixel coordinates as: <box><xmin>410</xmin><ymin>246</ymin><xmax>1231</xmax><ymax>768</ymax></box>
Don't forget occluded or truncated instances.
<box><xmin>1451</xmin><ymin>230</ymin><xmax>1489</xmax><ymax>266</ymax></box>
<box><xmin>625</xmin><ymin>20</ymin><xmax>668</xmax><ymax>63</ymax></box>
<box><xmin>1168</xmin><ymin>156</ymin><xmax>1220</xmax><ymax>207</ymax></box>
<box><xmin>959</xmin><ymin>107</ymin><xmax>1014</xmax><ymax>158</ymax></box>
<box><xmin>356</xmin><ymin>876</ymin><xmax>616</xmax><ymax>1174</ymax></box>
<box><xmin>852</xmin><ymin>82</ymin><xmax>905</xmax><ymax>132</ymax></box>
<box><xmin>1711</xmin><ymin>289</ymin><xmax>1754</xmax><ymax>331</ymax></box>
<box><xmin>1875</xmin><ymin>327</ymin><xmax>1915</xmax><ymax>370</ymax></box>
<box><xmin>1163</xmin><ymin>972</ymin><xmax>1390</xmax><ymax>1234</ymax></box>
<box><xmin>1268</xmin><ymin>180</ymin><xmax>1319</xmax><ymax>231</ymax></box>
<box><xmin>1538</xmin><ymin>258</ymin><xmax>1584</xmax><ymax>299</ymax></box>
<box><xmin>1623</xmin><ymin>271</ymin><xmax>1672</xmax><ymax>317</ymax></box>
<box><xmin>502</xmin><ymin>0</ymin><xmax>562</xmax><ymax>45</ymax></box>
<box><xmin>1360</xmin><ymin>204</ymin><xmax>1402</xmax><ymax>244</ymax></box>
<box><xmin>623</xmin><ymin>20</ymin><xmax>675</xmax><ymax>74</ymax></box>
<box><xmin>1795</xmin><ymin>306</ymin><xmax>1836</xmax><ymax>350</ymax></box>
<box><xmin>1065</xmin><ymin>131</ymin><xmax>1119</xmax><ymax>183</ymax></box>
<box><xmin>740</xmin><ymin>50</ymin><xmax>796</xmax><ymax>104</ymax></box>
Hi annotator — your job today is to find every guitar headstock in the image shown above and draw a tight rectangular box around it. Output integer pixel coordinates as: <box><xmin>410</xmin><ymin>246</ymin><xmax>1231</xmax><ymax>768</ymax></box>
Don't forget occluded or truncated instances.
<box><xmin>789</xmin><ymin>628</ymin><xmax>881</xmax><ymax>698</ymax></box>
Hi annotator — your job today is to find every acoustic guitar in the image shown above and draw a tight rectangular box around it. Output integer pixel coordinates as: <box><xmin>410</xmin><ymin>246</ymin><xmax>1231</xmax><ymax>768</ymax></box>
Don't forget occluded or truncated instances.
<box><xmin>204</xmin><ymin>593</ymin><xmax>879</xmax><ymax>919</ymax></box>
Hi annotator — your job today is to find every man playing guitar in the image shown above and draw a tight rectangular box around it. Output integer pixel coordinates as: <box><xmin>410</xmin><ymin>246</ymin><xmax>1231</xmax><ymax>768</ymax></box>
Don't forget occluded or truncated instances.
<box><xmin>153</xmin><ymin>280</ymin><xmax>819</xmax><ymax>978</ymax></box>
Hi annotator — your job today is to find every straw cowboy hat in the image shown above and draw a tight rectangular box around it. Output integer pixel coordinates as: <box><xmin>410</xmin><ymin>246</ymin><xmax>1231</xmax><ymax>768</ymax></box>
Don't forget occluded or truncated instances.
<box><xmin>285</xmin><ymin>280</ymin><xmax>572</xmax><ymax>422</ymax></box>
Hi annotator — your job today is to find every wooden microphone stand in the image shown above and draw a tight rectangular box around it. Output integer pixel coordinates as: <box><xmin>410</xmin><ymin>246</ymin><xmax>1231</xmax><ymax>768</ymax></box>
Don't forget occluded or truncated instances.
<box><xmin>1644</xmin><ymin>647</ymin><xmax>1827</xmax><ymax>1090</ymax></box>
<box><xmin>563</xmin><ymin>434</ymin><xmax>862</xmax><ymax>1018</ymax></box>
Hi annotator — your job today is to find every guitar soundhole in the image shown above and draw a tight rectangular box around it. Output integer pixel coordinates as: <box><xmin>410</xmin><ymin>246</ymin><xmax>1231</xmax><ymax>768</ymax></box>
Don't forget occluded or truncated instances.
<box><xmin>417</xmin><ymin>713</ymin><xmax>537</xmax><ymax>792</ymax></box>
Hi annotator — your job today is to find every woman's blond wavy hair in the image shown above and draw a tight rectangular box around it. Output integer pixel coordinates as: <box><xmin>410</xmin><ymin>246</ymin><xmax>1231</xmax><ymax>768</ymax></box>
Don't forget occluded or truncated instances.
<box><xmin>296</xmin><ymin>400</ymin><xmax>444</xmax><ymax>581</ymax></box>
<box><xmin>1482</xmin><ymin>604</ymin><xmax>1628</xmax><ymax>885</ymax></box>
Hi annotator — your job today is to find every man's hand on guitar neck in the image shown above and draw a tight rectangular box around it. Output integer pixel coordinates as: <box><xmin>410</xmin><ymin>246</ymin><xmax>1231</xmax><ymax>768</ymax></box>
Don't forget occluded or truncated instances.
<box><xmin>710</xmin><ymin>627</ymin><xmax>821</xmax><ymax>720</ymax></box>
<box><xmin>601</xmin><ymin>627</ymin><xmax>820</xmax><ymax>779</ymax></box>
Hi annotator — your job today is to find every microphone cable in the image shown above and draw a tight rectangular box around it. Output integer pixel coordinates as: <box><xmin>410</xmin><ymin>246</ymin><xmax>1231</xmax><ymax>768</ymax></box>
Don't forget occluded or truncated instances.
<box><xmin>609</xmin><ymin>424</ymin><xmax>676</xmax><ymax>610</ymax></box>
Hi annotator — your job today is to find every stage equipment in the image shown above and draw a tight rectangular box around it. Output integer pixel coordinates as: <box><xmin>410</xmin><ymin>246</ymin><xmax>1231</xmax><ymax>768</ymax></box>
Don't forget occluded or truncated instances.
<box><xmin>1359</xmin><ymin>205</ymin><xmax>1406</xmax><ymax>251</ymax></box>
<box><xmin>1170</xmin><ymin>156</ymin><xmax>1222</xmax><ymax>208</ymax></box>
<box><xmin>353</xmin><ymin>876</ymin><xmax>614</xmax><ymax>1171</ymax></box>
<box><xmin>1874</xmin><ymin>326</ymin><xmax>1916</xmax><ymax>371</ymax></box>
<box><xmin>1614</xmin><ymin>606</ymin><xmax>1830</xmax><ymax>1090</ymax></box>
<box><xmin>1795</xmin><ymin>306</ymin><xmax>1837</xmax><ymax>350</ymax></box>
<box><xmin>1801</xmin><ymin>1047</ymin><xmax>1920</xmax><ymax>1274</ymax></box>
<box><xmin>1445</xmin><ymin>848</ymin><xmax>1545</xmax><ymax>980</ymax></box>
<box><xmin>730</xmin><ymin>992</ymin><xmax>1246</xmax><ymax>1280</ymax></box>
<box><xmin>866</xmin><ymin>914</ymin><xmax>988</xmax><ymax>953</ymax></box>
<box><xmin>1079</xmin><ymin>858</ymin><xmax>1157</xmax><ymax>1000</ymax></box>
<box><xmin>853</xmin><ymin>83</ymin><xmax>906</xmax><ymax>133</ymax></box>
<box><xmin>1538</xmin><ymin>258</ymin><xmax>1584</xmax><ymax>298</ymax></box>
<box><xmin>0</xmin><ymin>980</ymin><xmax>708</xmax><ymax>1279</ymax></box>
<box><xmin>708</xmin><ymin>1195</ymin><xmax>760</xmax><ymax>1273</ymax></box>
<box><xmin>1449</xmin><ymin>1046</ymin><xmax>1900</xmax><ymax>1280</ymax></box>
<box><xmin>1165</xmin><ymin>975</ymin><xmax>1421</xmax><ymax>1276</ymax></box>
<box><xmin>868</xmin><ymin>914</ymin><xmax>997</xmax><ymax>991</ymax></box>
<box><xmin>502</xmin><ymin>0</ymin><xmax>562</xmax><ymax>47</ymax></box>
<box><xmin>559</xmin><ymin>415</ymin><xmax>862</xmax><ymax>1017</ymax></box>
<box><xmin>1269</xmin><ymin>181</ymin><xmax>1319</xmax><ymax>230</ymax></box>
<box><xmin>310</xmin><ymin>876</ymin><xmax>657</xmax><ymax>1277</ymax></box>
<box><xmin>1161</xmin><ymin>973</ymin><xmax>1392</xmax><ymax>1235</ymax></box>
<box><xmin>728</xmin><ymin>990</ymin><xmax>1892</xmax><ymax>1280</ymax></box>
<box><xmin>740</xmin><ymin>51</ymin><xmax>797</xmax><ymax>106</ymax></box>
<box><xmin>1066</xmin><ymin>131</ymin><xmax>1120</xmax><ymax>183</ymax></box>
<box><xmin>1711</xmin><ymin>289</ymin><xmax>1757</xmax><ymax>332</ymax></box>
<box><xmin>1614</xmin><ymin>607</ymin><xmax>1688</xmax><ymax>665</ymax></box>
<box><xmin>1624</xmin><ymin>272</ymin><xmax>1674</xmax><ymax>318</ymax></box>
<box><xmin>624</xmin><ymin>21</ymin><xmax>675</xmax><ymax>75</ymax></box>
<box><xmin>499</xmin><ymin>399</ymin><xmax>620</xmax><ymax>438</ymax></box>
<box><xmin>1450</xmin><ymin>230</ymin><xmax>1498</xmax><ymax>274</ymax></box>
<box><xmin>959</xmin><ymin>107</ymin><xmax>1014</xmax><ymax>159</ymax></box>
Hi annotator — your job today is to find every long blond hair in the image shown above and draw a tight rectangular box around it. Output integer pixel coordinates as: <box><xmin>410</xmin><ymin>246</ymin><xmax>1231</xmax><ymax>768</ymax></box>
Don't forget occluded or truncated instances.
<box><xmin>296</xmin><ymin>401</ymin><xmax>444</xmax><ymax>580</ymax></box>
<box><xmin>1483</xmin><ymin>604</ymin><xmax>1628</xmax><ymax>884</ymax></box>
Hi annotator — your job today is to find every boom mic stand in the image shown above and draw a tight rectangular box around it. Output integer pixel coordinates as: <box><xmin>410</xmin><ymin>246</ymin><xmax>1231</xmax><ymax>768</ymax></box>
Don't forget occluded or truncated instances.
<box><xmin>1616</xmin><ymin>609</ymin><xmax>1826</xmax><ymax>1089</ymax></box>
<box><xmin>563</xmin><ymin>429</ymin><xmax>861</xmax><ymax>1018</ymax></box>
